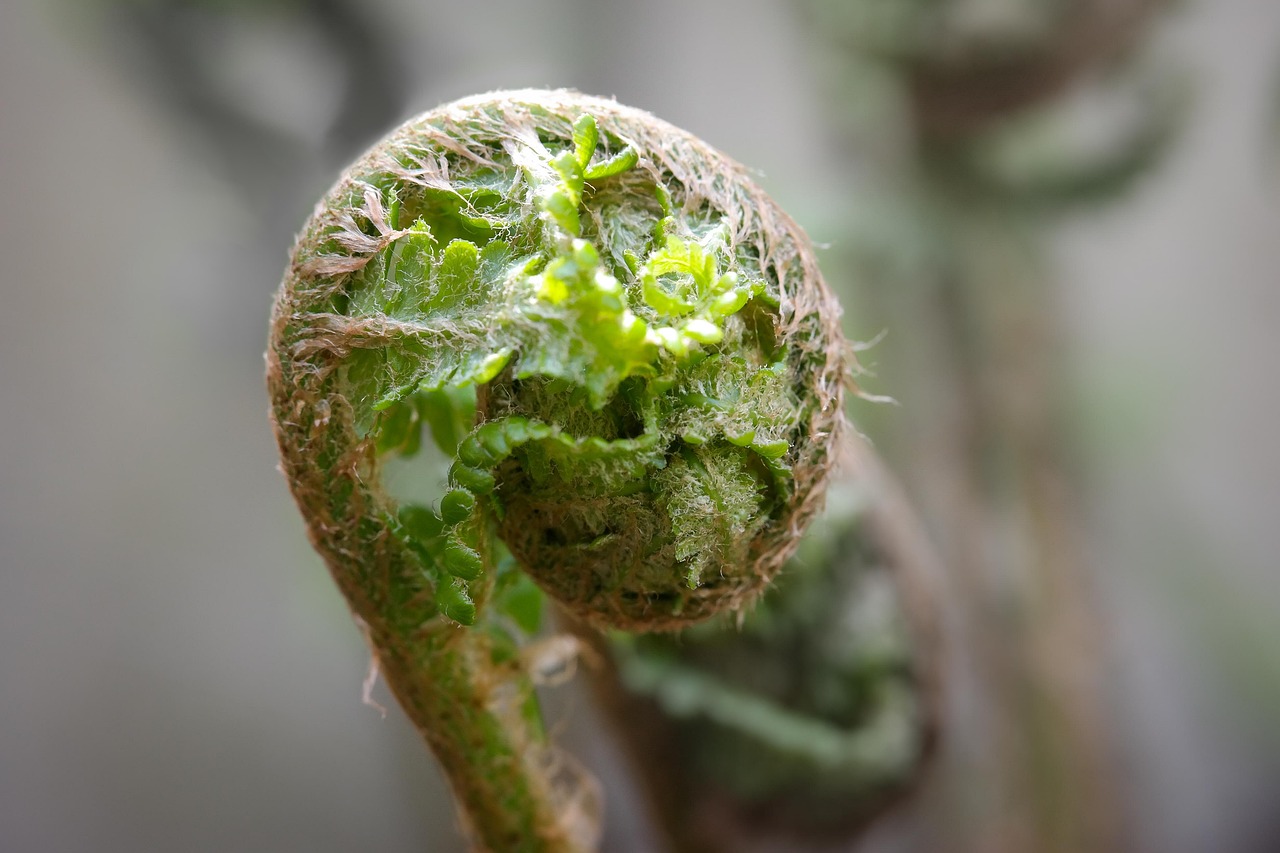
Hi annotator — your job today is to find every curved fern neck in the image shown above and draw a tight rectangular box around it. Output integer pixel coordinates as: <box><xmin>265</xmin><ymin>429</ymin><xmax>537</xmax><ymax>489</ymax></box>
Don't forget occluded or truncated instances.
<box><xmin>267</xmin><ymin>371</ymin><xmax>594</xmax><ymax>849</ymax></box>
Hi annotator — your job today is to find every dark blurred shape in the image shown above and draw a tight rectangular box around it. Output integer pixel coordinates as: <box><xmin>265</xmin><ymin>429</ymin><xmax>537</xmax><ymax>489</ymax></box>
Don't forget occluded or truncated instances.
<box><xmin>921</xmin><ymin>63</ymin><xmax>1190</xmax><ymax>210</ymax></box>
<box><xmin>808</xmin><ymin>0</ymin><xmax>1172</xmax><ymax>136</ymax></box>
<box><xmin>90</xmin><ymin>0</ymin><xmax>409</xmax><ymax>212</ymax></box>
<box><xmin>803</xmin><ymin>0</ymin><xmax>1166</xmax><ymax>137</ymax></box>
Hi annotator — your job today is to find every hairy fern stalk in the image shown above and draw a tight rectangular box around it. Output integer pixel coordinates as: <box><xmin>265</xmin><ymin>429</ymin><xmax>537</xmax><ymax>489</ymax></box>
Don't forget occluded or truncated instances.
<box><xmin>268</xmin><ymin>89</ymin><xmax>848</xmax><ymax>851</ymax></box>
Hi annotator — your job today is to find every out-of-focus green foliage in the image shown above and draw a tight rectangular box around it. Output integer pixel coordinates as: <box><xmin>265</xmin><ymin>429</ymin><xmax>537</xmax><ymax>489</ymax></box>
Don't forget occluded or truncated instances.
<box><xmin>616</xmin><ymin>481</ymin><xmax>929</xmax><ymax>832</ymax></box>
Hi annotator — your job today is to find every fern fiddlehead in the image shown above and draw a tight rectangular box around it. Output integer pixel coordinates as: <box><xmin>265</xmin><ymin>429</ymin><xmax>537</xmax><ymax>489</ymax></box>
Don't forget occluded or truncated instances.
<box><xmin>267</xmin><ymin>90</ymin><xmax>847</xmax><ymax>851</ymax></box>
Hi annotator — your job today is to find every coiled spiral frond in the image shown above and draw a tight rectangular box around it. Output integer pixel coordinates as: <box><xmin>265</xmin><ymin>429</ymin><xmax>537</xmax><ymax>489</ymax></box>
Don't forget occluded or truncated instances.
<box><xmin>270</xmin><ymin>89</ymin><xmax>847</xmax><ymax>633</ymax></box>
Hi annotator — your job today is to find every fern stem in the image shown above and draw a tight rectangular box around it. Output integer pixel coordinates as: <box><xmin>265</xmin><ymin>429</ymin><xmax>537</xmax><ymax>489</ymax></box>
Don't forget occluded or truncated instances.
<box><xmin>372</xmin><ymin>625</ymin><xmax>587</xmax><ymax>852</ymax></box>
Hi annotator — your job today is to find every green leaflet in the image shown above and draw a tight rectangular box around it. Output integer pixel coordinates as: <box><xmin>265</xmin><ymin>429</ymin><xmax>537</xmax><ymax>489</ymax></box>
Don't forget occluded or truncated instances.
<box><xmin>571</xmin><ymin>114</ymin><xmax>598</xmax><ymax>171</ymax></box>
<box><xmin>585</xmin><ymin>146</ymin><xmax>639</xmax><ymax>181</ymax></box>
<box><xmin>434</xmin><ymin>240</ymin><xmax>482</xmax><ymax>312</ymax></box>
<box><xmin>340</xmin><ymin>233</ymin><xmax>524</xmax><ymax>435</ymax></box>
<box><xmin>573</xmin><ymin>113</ymin><xmax>639</xmax><ymax>181</ymax></box>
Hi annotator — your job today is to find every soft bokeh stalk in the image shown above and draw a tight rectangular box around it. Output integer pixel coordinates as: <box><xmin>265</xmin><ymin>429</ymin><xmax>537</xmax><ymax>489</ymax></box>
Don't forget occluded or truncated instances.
<box><xmin>794</xmin><ymin>1</ymin><xmax>1181</xmax><ymax>849</ymax></box>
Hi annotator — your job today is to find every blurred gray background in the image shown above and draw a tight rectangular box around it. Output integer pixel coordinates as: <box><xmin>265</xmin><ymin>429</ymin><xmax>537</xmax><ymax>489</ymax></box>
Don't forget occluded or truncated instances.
<box><xmin>1</xmin><ymin>0</ymin><xmax>1277</xmax><ymax>851</ymax></box>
